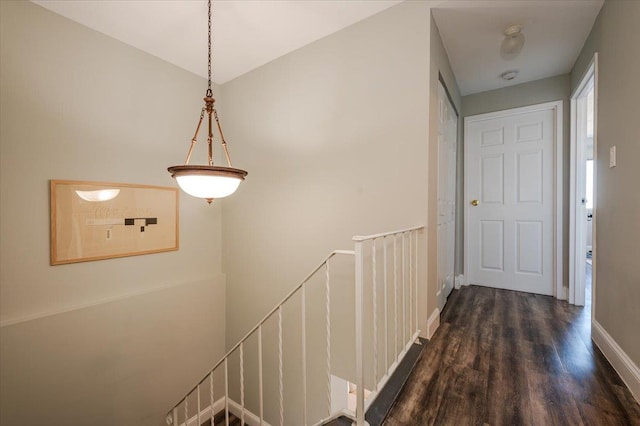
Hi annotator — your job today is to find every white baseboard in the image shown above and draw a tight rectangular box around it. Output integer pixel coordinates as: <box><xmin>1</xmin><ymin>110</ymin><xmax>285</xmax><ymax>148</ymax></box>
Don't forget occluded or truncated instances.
<box><xmin>592</xmin><ymin>320</ymin><xmax>640</xmax><ymax>404</ymax></box>
<box><xmin>179</xmin><ymin>396</ymin><xmax>271</xmax><ymax>426</ymax></box>
<box><xmin>557</xmin><ymin>285</ymin><xmax>568</xmax><ymax>301</ymax></box>
<box><xmin>426</xmin><ymin>308</ymin><xmax>440</xmax><ymax>339</ymax></box>
<box><xmin>228</xmin><ymin>398</ymin><xmax>273</xmax><ymax>426</ymax></box>
<box><xmin>180</xmin><ymin>397</ymin><xmax>223</xmax><ymax>426</ymax></box>
<box><xmin>455</xmin><ymin>274</ymin><xmax>464</xmax><ymax>289</ymax></box>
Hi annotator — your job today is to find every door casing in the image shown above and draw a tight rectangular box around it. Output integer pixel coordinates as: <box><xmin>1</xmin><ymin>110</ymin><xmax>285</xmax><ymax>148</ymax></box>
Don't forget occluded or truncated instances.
<box><xmin>463</xmin><ymin>100</ymin><xmax>564</xmax><ymax>299</ymax></box>
<box><xmin>569</xmin><ymin>53</ymin><xmax>598</xmax><ymax>308</ymax></box>
<box><xmin>436</xmin><ymin>78</ymin><xmax>458</xmax><ymax>310</ymax></box>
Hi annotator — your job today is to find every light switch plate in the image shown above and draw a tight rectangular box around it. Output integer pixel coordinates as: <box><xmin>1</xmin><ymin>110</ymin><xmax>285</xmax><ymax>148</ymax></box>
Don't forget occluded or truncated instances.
<box><xmin>610</xmin><ymin>146</ymin><xmax>616</xmax><ymax>168</ymax></box>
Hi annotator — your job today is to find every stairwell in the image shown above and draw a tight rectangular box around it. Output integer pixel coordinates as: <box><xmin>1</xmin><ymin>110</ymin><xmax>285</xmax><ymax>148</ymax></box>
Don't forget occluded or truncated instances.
<box><xmin>167</xmin><ymin>226</ymin><xmax>425</xmax><ymax>426</ymax></box>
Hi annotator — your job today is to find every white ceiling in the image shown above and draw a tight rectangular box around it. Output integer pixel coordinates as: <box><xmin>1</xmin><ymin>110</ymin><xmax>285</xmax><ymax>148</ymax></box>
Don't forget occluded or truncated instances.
<box><xmin>32</xmin><ymin>0</ymin><xmax>603</xmax><ymax>94</ymax></box>
<box><xmin>433</xmin><ymin>0</ymin><xmax>604</xmax><ymax>95</ymax></box>
<box><xmin>32</xmin><ymin>0</ymin><xmax>402</xmax><ymax>84</ymax></box>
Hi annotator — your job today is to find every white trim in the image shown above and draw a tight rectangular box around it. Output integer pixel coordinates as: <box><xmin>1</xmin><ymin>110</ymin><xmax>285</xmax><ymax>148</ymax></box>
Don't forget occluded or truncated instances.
<box><xmin>463</xmin><ymin>101</ymin><xmax>564</xmax><ymax>298</ymax></box>
<box><xmin>362</xmin><ymin>330</ymin><xmax>420</xmax><ymax>415</ymax></box>
<box><xmin>0</xmin><ymin>276</ymin><xmax>223</xmax><ymax>328</ymax></box>
<box><xmin>228</xmin><ymin>398</ymin><xmax>273</xmax><ymax>426</ymax></box>
<box><xmin>555</xmin><ymin>101</ymin><xmax>565</xmax><ymax>300</ymax></box>
<box><xmin>426</xmin><ymin>308</ymin><xmax>440</xmax><ymax>339</ymax></box>
<box><xmin>592</xmin><ymin>320</ymin><xmax>640</xmax><ymax>404</ymax></box>
<box><xmin>571</xmin><ymin>52</ymin><xmax>599</xmax><ymax>99</ymax></box>
<box><xmin>312</xmin><ymin>409</ymin><xmax>356</xmax><ymax>426</ymax></box>
<box><xmin>180</xmin><ymin>396</ymin><xmax>224</xmax><ymax>426</ymax></box>
<box><xmin>454</xmin><ymin>274</ymin><xmax>464</xmax><ymax>289</ymax></box>
<box><xmin>569</xmin><ymin>52</ymin><xmax>598</xmax><ymax>308</ymax></box>
<box><xmin>179</xmin><ymin>396</ymin><xmax>272</xmax><ymax>426</ymax></box>
<box><xmin>436</xmin><ymin>79</ymin><xmax>459</xmax><ymax>316</ymax></box>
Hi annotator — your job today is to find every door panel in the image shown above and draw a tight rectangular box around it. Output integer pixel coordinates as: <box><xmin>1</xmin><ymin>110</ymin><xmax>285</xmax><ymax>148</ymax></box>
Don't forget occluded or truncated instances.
<box><xmin>466</xmin><ymin>106</ymin><xmax>555</xmax><ymax>295</ymax></box>
<box><xmin>481</xmin><ymin>154</ymin><xmax>504</xmax><ymax>204</ymax></box>
<box><xmin>516</xmin><ymin>221</ymin><xmax>543</xmax><ymax>275</ymax></box>
<box><xmin>480</xmin><ymin>220</ymin><xmax>504</xmax><ymax>271</ymax></box>
<box><xmin>517</xmin><ymin>150</ymin><xmax>543</xmax><ymax>203</ymax></box>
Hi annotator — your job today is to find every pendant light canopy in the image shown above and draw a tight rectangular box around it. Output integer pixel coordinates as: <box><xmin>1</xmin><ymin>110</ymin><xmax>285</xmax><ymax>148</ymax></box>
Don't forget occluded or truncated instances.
<box><xmin>168</xmin><ymin>0</ymin><xmax>247</xmax><ymax>204</ymax></box>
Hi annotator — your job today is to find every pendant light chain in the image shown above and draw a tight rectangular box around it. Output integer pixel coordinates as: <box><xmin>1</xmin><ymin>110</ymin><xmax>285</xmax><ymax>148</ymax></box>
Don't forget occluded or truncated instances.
<box><xmin>207</xmin><ymin>0</ymin><xmax>213</xmax><ymax>96</ymax></box>
<box><xmin>167</xmin><ymin>0</ymin><xmax>247</xmax><ymax>204</ymax></box>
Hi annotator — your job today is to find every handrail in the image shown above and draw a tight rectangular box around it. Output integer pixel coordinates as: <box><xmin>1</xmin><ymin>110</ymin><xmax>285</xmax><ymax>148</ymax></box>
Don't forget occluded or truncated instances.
<box><xmin>167</xmin><ymin>249</ymin><xmax>355</xmax><ymax>415</ymax></box>
<box><xmin>352</xmin><ymin>225</ymin><xmax>424</xmax><ymax>242</ymax></box>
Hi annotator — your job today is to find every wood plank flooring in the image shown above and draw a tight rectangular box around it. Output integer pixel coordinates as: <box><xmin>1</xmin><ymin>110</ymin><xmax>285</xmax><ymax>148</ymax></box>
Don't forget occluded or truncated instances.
<box><xmin>385</xmin><ymin>274</ymin><xmax>640</xmax><ymax>425</ymax></box>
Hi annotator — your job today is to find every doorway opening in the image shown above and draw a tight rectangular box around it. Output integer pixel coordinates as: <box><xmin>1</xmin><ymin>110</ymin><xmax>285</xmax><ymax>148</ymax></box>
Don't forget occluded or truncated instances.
<box><xmin>569</xmin><ymin>53</ymin><xmax>598</xmax><ymax>309</ymax></box>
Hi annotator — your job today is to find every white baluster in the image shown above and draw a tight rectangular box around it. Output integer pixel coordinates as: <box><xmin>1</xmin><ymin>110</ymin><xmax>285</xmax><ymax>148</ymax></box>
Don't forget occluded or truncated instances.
<box><xmin>402</xmin><ymin>232</ymin><xmax>406</xmax><ymax>346</ymax></box>
<box><xmin>209</xmin><ymin>372</ymin><xmax>214</xmax><ymax>423</ymax></box>
<box><xmin>224</xmin><ymin>359</ymin><xmax>229</xmax><ymax>426</ymax></box>
<box><xmin>185</xmin><ymin>394</ymin><xmax>189</xmax><ymax>426</ymax></box>
<box><xmin>278</xmin><ymin>306</ymin><xmax>284</xmax><ymax>426</ymax></box>
<box><xmin>197</xmin><ymin>383</ymin><xmax>201</xmax><ymax>426</ymax></box>
<box><xmin>394</xmin><ymin>234</ymin><xmax>398</xmax><ymax>361</ymax></box>
<box><xmin>325</xmin><ymin>261</ymin><xmax>332</xmax><ymax>416</ymax></box>
<box><xmin>415</xmin><ymin>231</ymin><xmax>419</xmax><ymax>335</ymax></box>
<box><xmin>354</xmin><ymin>240</ymin><xmax>365</xmax><ymax>426</ymax></box>
<box><xmin>383</xmin><ymin>236</ymin><xmax>388</xmax><ymax>372</ymax></box>
<box><xmin>302</xmin><ymin>284</ymin><xmax>307</xmax><ymax>426</ymax></box>
<box><xmin>409</xmin><ymin>231</ymin><xmax>413</xmax><ymax>336</ymax></box>
<box><xmin>259</xmin><ymin>325</ymin><xmax>264</xmax><ymax>425</ymax></box>
<box><xmin>172</xmin><ymin>407</ymin><xmax>178</xmax><ymax>426</ymax></box>
<box><xmin>372</xmin><ymin>239</ymin><xmax>378</xmax><ymax>389</ymax></box>
<box><xmin>240</xmin><ymin>343</ymin><xmax>245</xmax><ymax>425</ymax></box>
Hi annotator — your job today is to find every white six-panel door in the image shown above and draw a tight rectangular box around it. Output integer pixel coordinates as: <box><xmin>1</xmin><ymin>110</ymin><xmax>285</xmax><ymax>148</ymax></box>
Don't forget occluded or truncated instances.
<box><xmin>465</xmin><ymin>103</ymin><xmax>560</xmax><ymax>296</ymax></box>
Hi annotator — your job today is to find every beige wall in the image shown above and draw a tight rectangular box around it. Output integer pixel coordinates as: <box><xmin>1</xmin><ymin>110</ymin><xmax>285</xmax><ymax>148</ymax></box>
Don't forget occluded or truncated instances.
<box><xmin>221</xmin><ymin>0</ymin><xmax>432</xmax><ymax>348</ymax></box>
<box><xmin>461</xmin><ymin>74</ymin><xmax>572</xmax><ymax>291</ymax></box>
<box><xmin>0</xmin><ymin>2</ymin><xmax>227</xmax><ymax>424</ymax></box>
<box><xmin>0</xmin><ymin>279</ymin><xmax>225</xmax><ymax>426</ymax></box>
<box><xmin>429</xmin><ymin>12</ymin><xmax>462</xmax><ymax>306</ymax></box>
<box><xmin>571</xmin><ymin>0</ymin><xmax>640</xmax><ymax>365</ymax></box>
<box><xmin>219</xmin><ymin>1</ymin><xmax>433</xmax><ymax>421</ymax></box>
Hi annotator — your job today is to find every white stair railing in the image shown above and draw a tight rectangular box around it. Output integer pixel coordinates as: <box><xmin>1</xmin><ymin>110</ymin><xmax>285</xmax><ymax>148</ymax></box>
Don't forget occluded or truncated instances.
<box><xmin>352</xmin><ymin>225</ymin><xmax>424</xmax><ymax>425</ymax></box>
<box><xmin>166</xmin><ymin>226</ymin><xmax>424</xmax><ymax>426</ymax></box>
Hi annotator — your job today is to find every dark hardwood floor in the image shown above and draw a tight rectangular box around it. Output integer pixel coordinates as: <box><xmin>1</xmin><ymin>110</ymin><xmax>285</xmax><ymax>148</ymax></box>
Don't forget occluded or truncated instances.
<box><xmin>385</xmin><ymin>265</ymin><xmax>640</xmax><ymax>425</ymax></box>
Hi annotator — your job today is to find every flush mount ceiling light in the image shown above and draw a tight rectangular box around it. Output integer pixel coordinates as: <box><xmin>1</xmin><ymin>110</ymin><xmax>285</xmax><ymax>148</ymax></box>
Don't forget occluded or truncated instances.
<box><xmin>500</xmin><ymin>24</ymin><xmax>525</xmax><ymax>60</ymax></box>
<box><xmin>500</xmin><ymin>69</ymin><xmax>519</xmax><ymax>81</ymax></box>
<box><xmin>168</xmin><ymin>0</ymin><xmax>247</xmax><ymax>204</ymax></box>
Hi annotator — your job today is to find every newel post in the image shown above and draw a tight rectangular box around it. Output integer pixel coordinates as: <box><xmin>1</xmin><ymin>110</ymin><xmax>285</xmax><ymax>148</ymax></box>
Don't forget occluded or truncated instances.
<box><xmin>354</xmin><ymin>240</ymin><xmax>366</xmax><ymax>425</ymax></box>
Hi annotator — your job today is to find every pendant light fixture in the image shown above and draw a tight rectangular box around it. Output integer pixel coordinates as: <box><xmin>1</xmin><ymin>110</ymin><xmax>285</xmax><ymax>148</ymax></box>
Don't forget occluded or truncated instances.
<box><xmin>168</xmin><ymin>0</ymin><xmax>247</xmax><ymax>204</ymax></box>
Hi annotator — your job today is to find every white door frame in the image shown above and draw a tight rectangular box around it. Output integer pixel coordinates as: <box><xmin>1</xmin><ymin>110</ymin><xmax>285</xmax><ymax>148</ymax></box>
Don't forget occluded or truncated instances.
<box><xmin>436</xmin><ymin>76</ymin><xmax>459</xmax><ymax>310</ymax></box>
<box><xmin>463</xmin><ymin>100</ymin><xmax>564</xmax><ymax>299</ymax></box>
<box><xmin>569</xmin><ymin>53</ymin><xmax>598</xmax><ymax>308</ymax></box>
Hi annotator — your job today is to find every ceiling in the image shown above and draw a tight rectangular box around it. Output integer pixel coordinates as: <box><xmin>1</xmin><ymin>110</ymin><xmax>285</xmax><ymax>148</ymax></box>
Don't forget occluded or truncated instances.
<box><xmin>32</xmin><ymin>0</ymin><xmax>402</xmax><ymax>84</ymax></box>
<box><xmin>33</xmin><ymin>0</ymin><xmax>603</xmax><ymax>94</ymax></box>
<box><xmin>432</xmin><ymin>0</ymin><xmax>604</xmax><ymax>95</ymax></box>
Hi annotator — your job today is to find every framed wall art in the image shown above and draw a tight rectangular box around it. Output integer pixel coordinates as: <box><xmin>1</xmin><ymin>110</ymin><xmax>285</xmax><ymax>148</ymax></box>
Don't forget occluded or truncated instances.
<box><xmin>50</xmin><ymin>180</ymin><xmax>179</xmax><ymax>265</ymax></box>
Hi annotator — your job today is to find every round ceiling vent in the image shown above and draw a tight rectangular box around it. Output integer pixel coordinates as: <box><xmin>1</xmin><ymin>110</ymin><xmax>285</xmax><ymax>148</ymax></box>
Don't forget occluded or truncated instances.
<box><xmin>500</xmin><ymin>70</ymin><xmax>519</xmax><ymax>81</ymax></box>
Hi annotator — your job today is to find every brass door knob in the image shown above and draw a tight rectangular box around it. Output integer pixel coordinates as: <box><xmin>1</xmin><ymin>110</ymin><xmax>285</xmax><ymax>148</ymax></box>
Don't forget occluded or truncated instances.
<box><xmin>471</xmin><ymin>199</ymin><xmax>479</xmax><ymax>206</ymax></box>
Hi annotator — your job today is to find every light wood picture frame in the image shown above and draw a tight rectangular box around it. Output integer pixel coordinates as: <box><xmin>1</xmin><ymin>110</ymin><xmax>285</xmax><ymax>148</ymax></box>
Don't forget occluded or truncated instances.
<box><xmin>50</xmin><ymin>180</ymin><xmax>179</xmax><ymax>265</ymax></box>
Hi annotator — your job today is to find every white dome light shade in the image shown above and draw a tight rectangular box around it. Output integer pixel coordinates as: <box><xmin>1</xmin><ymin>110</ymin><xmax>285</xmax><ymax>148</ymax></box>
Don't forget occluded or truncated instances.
<box><xmin>176</xmin><ymin>175</ymin><xmax>241</xmax><ymax>199</ymax></box>
<box><xmin>75</xmin><ymin>189</ymin><xmax>120</xmax><ymax>202</ymax></box>
<box><xmin>168</xmin><ymin>165</ymin><xmax>247</xmax><ymax>201</ymax></box>
<box><xmin>501</xmin><ymin>24</ymin><xmax>525</xmax><ymax>60</ymax></box>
